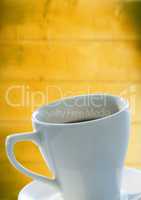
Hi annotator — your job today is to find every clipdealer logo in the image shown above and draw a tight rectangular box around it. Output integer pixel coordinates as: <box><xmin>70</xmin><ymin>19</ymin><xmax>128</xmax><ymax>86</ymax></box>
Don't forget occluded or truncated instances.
<box><xmin>5</xmin><ymin>84</ymin><xmax>95</xmax><ymax>110</ymax></box>
<box><xmin>5</xmin><ymin>84</ymin><xmax>137</xmax><ymax>115</ymax></box>
<box><xmin>5</xmin><ymin>85</ymin><xmax>63</xmax><ymax>111</ymax></box>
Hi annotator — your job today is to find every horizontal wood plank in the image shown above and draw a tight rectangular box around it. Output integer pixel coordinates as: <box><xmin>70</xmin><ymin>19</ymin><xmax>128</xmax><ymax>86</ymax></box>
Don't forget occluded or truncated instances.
<box><xmin>0</xmin><ymin>41</ymin><xmax>141</xmax><ymax>81</ymax></box>
<box><xmin>0</xmin><ymin>1</ymin><xmax>141</xmax><ymax>41</ymax></box>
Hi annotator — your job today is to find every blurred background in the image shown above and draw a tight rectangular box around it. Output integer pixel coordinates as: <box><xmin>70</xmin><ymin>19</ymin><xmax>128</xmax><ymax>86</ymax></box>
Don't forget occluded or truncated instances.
<box><xmin>0</xmin><ymin>0</ymin><xmax>141</xmax><ymax>199</ymax></box>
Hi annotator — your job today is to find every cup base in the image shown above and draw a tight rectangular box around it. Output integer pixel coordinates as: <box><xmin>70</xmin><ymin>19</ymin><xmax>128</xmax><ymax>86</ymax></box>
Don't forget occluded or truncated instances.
<box><xmin>18</xmin><ymin>168</ymin><xmax>141</xmax><ymax>200</ymax></box>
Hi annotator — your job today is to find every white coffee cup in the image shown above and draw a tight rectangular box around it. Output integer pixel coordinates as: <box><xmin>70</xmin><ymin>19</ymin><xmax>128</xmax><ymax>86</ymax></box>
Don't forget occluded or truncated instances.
<box><xmin>6</xmin><ymin>94</ymin><xmax>130</xmax><ymax>200</ymax></box>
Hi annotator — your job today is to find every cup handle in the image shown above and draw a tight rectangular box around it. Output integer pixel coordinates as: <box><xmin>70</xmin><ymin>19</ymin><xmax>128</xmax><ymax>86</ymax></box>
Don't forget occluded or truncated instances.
<box><xmin>6</xmin><ymin>131</ymin><xmax>59</xmax><ymax>189</ymax></box>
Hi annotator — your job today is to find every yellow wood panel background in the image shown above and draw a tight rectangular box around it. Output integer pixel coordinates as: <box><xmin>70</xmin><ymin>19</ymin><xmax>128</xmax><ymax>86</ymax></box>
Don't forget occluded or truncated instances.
<box><xmin>0</xmin><ymin>0</ymin><xmax>141</xmax><ymax>199</ymax></box>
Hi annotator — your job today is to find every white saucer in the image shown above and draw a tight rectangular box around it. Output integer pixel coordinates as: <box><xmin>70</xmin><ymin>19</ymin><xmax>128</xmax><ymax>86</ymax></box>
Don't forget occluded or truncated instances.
<box><xmin>18</xmin><ymin>168</ymin><xmax>141</xmax><ymax>200</ymax></box>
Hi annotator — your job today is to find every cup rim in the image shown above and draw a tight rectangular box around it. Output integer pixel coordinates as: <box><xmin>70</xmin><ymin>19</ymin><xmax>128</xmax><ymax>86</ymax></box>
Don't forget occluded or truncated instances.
<box><xmin>32</xmin><ymin>93</ymin><xmax>129</xmax><ymax>127</ymax></box>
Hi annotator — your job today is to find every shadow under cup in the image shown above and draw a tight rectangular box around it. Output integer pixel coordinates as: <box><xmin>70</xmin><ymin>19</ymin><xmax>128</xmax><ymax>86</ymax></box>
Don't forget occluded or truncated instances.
<box><xmin>35</xmin><ymin>94</ymin><xmax>127</xmax><ymax>124</ymax></box>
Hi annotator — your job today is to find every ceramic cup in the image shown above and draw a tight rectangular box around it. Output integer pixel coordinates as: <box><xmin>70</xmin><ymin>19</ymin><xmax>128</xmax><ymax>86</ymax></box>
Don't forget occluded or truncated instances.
<box><xmin>6</xmin><ymin>94</ymin><xmax>130</xmax><ymax>200</ymax></box>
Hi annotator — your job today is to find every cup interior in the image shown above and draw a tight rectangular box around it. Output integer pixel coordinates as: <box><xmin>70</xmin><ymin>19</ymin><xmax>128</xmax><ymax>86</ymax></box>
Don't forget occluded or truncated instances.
<box><xmin>34</xmin><ymin>94</ymin><xmax>128</xmax><ymax>124</ymax></box>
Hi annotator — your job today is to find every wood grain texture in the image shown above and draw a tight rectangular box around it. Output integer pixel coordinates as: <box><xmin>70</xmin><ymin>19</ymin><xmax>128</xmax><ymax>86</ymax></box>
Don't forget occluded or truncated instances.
<box><xmin>0</xmin><ymin>42</ymin><xmax>141</xmax><ymax>81</ymax></box>
<box><xmin>1</xmin><ymin>0</ymin><xmax>141</xmax><ymax>199</ymax></box>
<box><xmin>0</xmin><ymin>0</ymin><xmax>140</xmax><ymax>41</ymax></box>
